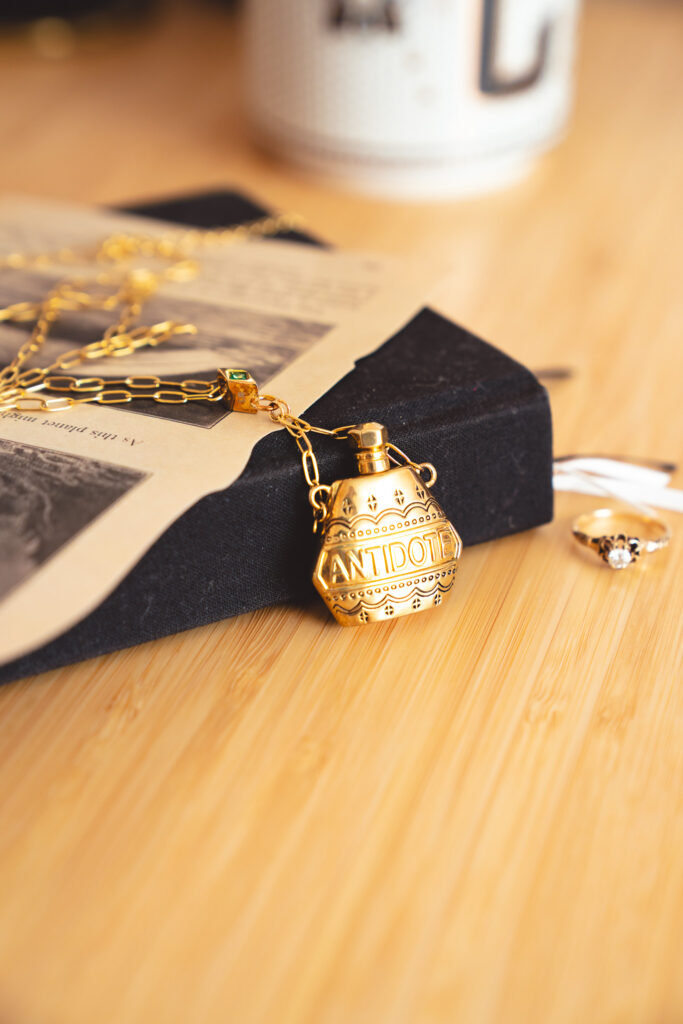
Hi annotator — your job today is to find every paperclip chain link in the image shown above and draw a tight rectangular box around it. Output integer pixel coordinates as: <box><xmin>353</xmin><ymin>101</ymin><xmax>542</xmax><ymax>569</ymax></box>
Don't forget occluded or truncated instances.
<box><xmin>0</xmin><ymin>209</ymin><xmax>435</xmax><ymax>533</ymax></box>
<box><xmin>0</xmin><ymin>213</ymin><xmax>303</xmax><ymax>413</ymax></box>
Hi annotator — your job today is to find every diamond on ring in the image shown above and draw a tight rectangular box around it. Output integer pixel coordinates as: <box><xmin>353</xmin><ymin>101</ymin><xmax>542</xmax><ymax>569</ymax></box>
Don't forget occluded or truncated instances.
<box><xmin>597</xmin><ymin>534</ymin><xmax>641</xmax><ymax>569</ymax></box>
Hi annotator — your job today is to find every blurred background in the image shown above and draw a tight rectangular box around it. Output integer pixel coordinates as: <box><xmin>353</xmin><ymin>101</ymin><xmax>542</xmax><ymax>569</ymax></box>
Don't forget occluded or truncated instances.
<box><xmin>0</xmin><ymin>0</ymin><xmax>584</xmax><ymax>200</ymax></box>
<box><xmin>0</xmin><ymin>0</ymin><xmax>680</xmax><ymax>471</ymax></box>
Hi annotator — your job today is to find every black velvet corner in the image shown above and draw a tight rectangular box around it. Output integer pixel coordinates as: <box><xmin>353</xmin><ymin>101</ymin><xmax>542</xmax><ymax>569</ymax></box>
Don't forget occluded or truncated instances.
<box><xmin>118</xmin><ymin>189</ymin><xmax>322</xmax><ymax>248</ymax></box>
<box><xmin>0</xmin><ymin>191</ymin><xmax>553</xmax><ymax>684</ymax></box>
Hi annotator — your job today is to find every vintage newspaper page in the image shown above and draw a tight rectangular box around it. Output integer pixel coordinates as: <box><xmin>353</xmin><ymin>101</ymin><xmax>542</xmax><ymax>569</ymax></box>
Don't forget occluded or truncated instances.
<box><xmin>0</xmin><ymin>197</ymin><xmax>435</xmax><ymax>665</ymax></box>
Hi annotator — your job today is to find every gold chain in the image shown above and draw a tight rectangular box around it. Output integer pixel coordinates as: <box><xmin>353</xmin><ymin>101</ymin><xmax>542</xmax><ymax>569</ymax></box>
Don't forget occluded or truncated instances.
<box><xmin>0</xmin><ymin>210</ymin><xmax>432</xmax><ymax>532</ymax></box>
<box><xmin>253</xmin><ymin>393</ymin><xmax>353</xmax><ymax>528</ymax></box>
<box><xmin>0</xmin><ymin>212</ymin><xmax>302</xmax><ymax>413</ymax></box>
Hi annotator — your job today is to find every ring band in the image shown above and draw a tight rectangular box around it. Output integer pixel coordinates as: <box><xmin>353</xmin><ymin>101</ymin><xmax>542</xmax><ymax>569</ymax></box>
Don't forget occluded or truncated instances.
<box><xmin>572</xmin><ymin>507</ymin><xmax>671</xmax><ymax>569</ymax></box>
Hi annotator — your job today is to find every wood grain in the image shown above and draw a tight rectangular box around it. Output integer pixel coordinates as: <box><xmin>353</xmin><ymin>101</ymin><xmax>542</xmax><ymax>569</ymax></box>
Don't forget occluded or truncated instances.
<box><xmin>0</xmin><ymin>3</ymin><xmax>682</xmax><ymax>1022</ymax></box>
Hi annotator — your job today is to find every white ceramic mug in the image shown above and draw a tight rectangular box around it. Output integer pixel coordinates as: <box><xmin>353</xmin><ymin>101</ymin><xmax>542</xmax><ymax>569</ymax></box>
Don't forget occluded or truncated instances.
<box><xmin>246</xmin><ymin>0</ymin><xmax>581</xmax><ymax>198</ymax></box>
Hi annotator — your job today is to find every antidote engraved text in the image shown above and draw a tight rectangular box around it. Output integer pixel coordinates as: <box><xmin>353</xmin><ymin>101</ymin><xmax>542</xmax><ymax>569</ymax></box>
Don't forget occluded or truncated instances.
<box><xmin>318</xmin><ymin>524</ymin><xmax>457</xmax><ymax>588</ymax></box>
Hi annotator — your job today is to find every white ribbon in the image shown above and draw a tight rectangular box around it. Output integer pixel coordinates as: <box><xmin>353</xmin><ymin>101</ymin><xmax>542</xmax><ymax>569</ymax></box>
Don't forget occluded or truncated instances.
<box><xmin>553</xmin><ymin>457</ymin><xmax>683</xmax><ymax>514</ymax></box>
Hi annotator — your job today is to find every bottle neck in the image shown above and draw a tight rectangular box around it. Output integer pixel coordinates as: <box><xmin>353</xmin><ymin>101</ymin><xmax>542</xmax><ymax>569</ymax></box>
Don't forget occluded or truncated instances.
<box><xmin>354</xmin><ymin>446</ymin><xmax>391</xmax><ymax>474</ymax></box>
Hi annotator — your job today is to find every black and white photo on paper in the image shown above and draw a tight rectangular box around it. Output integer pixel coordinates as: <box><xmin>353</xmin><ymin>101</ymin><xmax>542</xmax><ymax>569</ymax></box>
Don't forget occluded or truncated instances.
<box><xmin>0</xmin><ymin>269</ymin><xmax>332</xmax><ymax>428</ymax></box>
<box><xmin>0</xmin><ymin>437</ymin><xmax>146</xmax><ymax>601</ymax></box>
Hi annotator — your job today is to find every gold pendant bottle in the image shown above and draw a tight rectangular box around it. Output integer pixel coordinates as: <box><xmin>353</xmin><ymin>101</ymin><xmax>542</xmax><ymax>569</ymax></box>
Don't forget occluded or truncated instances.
<box><xmin>312</xmin><ymin>423</ymin><xmax>462</xmax><ymax>625</ymax></box>
<box><xmin>217</xmin><ymin>371</ymin><xmax>462</xmax><ymax>627</ymax></box>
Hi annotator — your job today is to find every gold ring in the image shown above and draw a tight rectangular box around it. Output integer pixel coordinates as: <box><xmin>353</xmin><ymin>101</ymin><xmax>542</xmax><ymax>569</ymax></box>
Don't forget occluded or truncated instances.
<box><xmin>572</xmin><ymin>507</ymin><xmax>670</xmax><ymax>570</ymax></box>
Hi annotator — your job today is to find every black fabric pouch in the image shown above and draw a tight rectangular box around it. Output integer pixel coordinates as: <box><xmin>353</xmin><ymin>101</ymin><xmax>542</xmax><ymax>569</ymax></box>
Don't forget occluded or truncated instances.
<box><xmin>0</xmin><ymin>190</ymin><xmax>553</xmax><ymax>683</ymax></box>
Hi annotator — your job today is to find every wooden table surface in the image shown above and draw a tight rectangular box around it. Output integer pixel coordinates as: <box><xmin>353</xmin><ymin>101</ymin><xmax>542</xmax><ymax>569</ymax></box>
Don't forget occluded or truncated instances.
<box><xmin>0</xmin><ymin>3</ymin><xmax>681</xmax><ymax>1022</ymax></box>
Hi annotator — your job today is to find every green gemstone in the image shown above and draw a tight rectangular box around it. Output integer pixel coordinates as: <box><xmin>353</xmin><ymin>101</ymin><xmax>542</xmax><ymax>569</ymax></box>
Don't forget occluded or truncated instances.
<box><xmin>228</xmin><ymin>369</ymin><xmax>249</xmax><ymax>380</ymax></box>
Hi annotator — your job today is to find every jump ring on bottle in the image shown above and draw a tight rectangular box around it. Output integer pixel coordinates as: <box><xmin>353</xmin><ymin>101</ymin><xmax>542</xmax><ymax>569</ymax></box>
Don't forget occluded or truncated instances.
<box><xmin>308</xmin><ymin>484</ymin><xmax>331</xmax><ymax>511</ymax></box>
<box><xmin>418</xmin><ymin>462</ymin><xmax>437</xmax><ymax>487</ymax></box>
